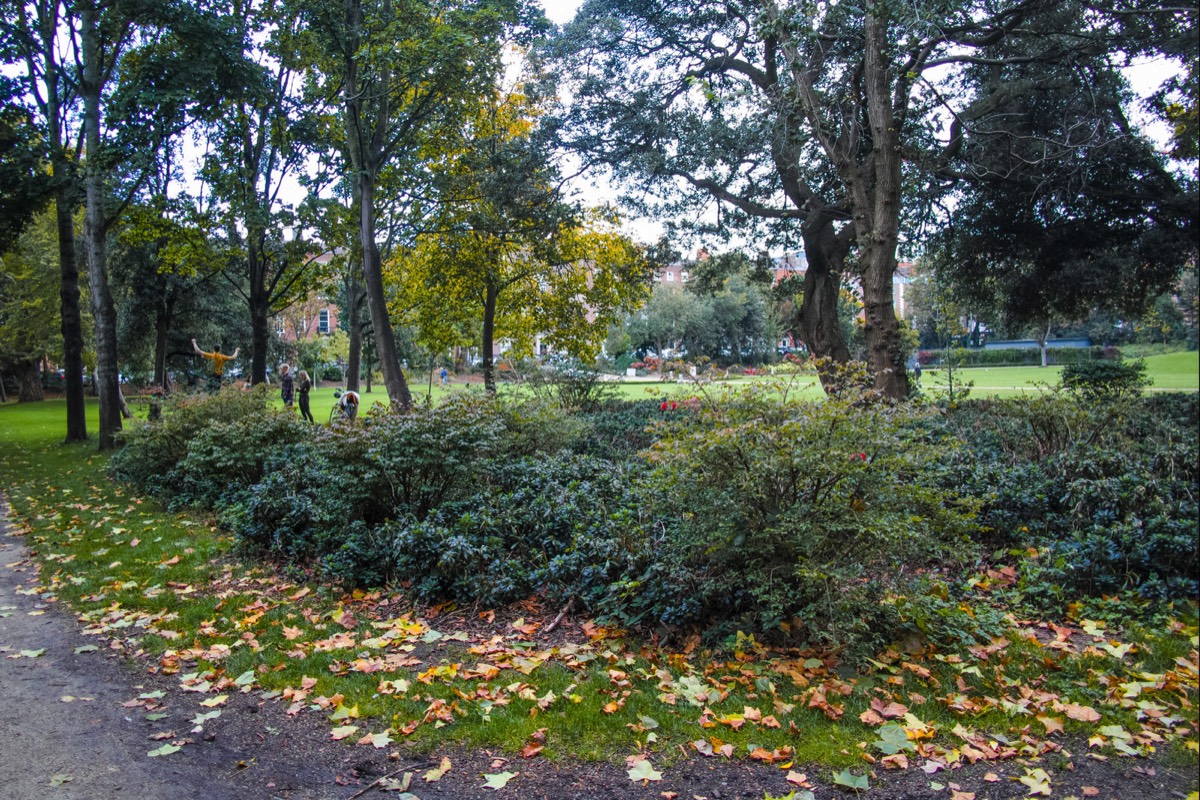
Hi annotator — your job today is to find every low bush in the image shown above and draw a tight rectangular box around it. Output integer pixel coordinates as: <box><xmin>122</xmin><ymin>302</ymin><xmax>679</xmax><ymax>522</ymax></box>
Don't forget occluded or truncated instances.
<box><xmin>639</xmin><ymin>380</ymin><xmax>979</xmax><ymax>651</ymax></box>
<box><xmin>108</xmin><ymin>375</ymin><xmax>1198</xmax><ymax>654</ymax></box>
<box><xmin>927</xmin><ymin>394</ymin><xmax>1198</xmax><ymax>602</ymax></box>
<box><xmin>1061</xmin><ymin>358</ymin><xmax>1150</xmax><ymax>401</ymax></box>
<box><xmin>324</xmin><ymin>453</ymin><xmax>652</xmax><ymax>608</ymax></box>
<box><xmin>110</xmin><ymin>385</ymin><xmax>277</xmax><ymax>499</ymax></box>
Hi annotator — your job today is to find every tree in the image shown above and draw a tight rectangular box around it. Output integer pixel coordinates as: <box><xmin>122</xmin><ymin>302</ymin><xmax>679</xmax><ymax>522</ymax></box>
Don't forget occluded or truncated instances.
<box><xmin>394</xmin><ymin>205</ymin><xmax>650</xmax><ymax>391</ymax></box>
<box><xmin>0</xmin><ymin>83</ymin><xmax>50</xmax><ymax>252</ymax></box>
<box><xmin>197</xmin><ymin>0</ymin><xmax>331</xmax><ymax>386</ymax></box>
<box><xmin>2</xmin><ymin>0</ymin><xmax>89</xmax><ymax>439</ymax></box>
<box><xmin>552</xmin><ymin>0</ymin><xmax>1196</xmax><ymax>399</ymax></box>
<box><xmin>928</xmin><ymin>18</ymin><xmax>1197</xmax><ymax>341</ymax></box>
<box><xmin>389</xmin><ymin>83</ymin><xmax>650</xmax><ymax>391</ymax></box>
<box><xmin>293</xmin><ymin>0</ymin><xmax>535</xmax><ymax>409</ymax></box>
<box><xmin>0</xmin><ymin>209</ymin><xmax>88</xmax><ymax>401</ymax></box>
<box><xmin>69</xmin><ymin>0</ymin><xmax>247</xmax><ymax>447</ymax></box>
<box><xmin>626</xmin><ymin>284</ymin><xmax>704</xmax><ymax>373</ymax></box>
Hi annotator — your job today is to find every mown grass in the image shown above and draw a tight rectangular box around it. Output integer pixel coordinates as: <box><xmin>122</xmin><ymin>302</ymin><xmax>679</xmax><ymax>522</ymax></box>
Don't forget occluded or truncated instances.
<box><xmin>1</xmin><ymin>395</ymin><xmax>1197</xmax><ymax>782</ymax></box>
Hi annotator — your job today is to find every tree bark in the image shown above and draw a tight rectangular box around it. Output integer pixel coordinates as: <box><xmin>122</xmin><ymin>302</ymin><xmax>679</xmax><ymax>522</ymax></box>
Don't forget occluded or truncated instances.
<box><xmin>345</xmin><ymin>263</ymin><xmax>364</xmax><ymax>393</ymax></box>
<box><xmin>247</xmin><ymin>235</ymin><xmax>270</xmax><ymax>384</ymax></box>
<box><xmin>357</xmin><ymin>174</ymin><xmax>412</xmax><ymax>409</ymax></box>
<box><xmin>80</xmin><ymin>0</ymin><xmax>122</xmax><ymax>450</ymax></box>
<box><xmin>854</xmin><ymin>5</ymin><xmax>909</xmax><ymax>400</ymax></box>
<box><xmin>54</xmin><ymin>188</ymin><xmax>88</xmax><ymax>441</ymax></box>
<box><xmin>153</xmin><ymin>296</ymin><xmax>175</xmax><ymax>392</ymax></box>
<box><xmin>481</xmin><ymin>282</ymin><xmax>499</xmax><ymax>394</ymax></box>
<box><xmin>16</xmin><ymin>360</ymin><xmax>44</xmax><ymax>403</ymax></box>
<box><xmin>796</xmin><ymin>222</ymin><xmax>852</xmax><ymax>392</ymax></box>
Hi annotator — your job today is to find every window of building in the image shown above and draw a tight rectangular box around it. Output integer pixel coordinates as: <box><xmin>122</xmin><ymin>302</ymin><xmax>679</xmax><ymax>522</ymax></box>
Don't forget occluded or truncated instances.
<box><xmin>319</xmin><ymin>309</ymin><xmax>330</xmax><ymax>334</ymax></box>
<box><xmin>681</xmin><ymin>270</ymin><xmax>689</xmax><ymax>282</ymax></box>
<box><xmin>666</xmin><ymin>271</ymin><xmax>674</xmax><ymax>281</ymax></box>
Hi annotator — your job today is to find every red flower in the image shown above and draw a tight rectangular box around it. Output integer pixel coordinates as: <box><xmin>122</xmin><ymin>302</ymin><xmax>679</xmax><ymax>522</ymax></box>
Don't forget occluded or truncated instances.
<box><xmin>854</xmin><ymin>452</ymin><xmax>868</xmax><ymax>461</ymax></box>
<box><xmin>660</xmin><ymin>401</ymin><xmax>669</xmax><ymax>411</ymax></box>
<box><xmin>670</xmin><ymin>401</ymin><xmax>678</xmax><ymax>410</ymax></box>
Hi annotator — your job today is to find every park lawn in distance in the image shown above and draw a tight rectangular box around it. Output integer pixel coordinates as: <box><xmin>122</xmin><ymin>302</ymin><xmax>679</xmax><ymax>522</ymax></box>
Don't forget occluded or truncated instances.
<box><xmin>1</xmin><ymin>394</ymin><xmax>1197</xmax><ymax>790</ymax></box>
<box><xmin>921</xmin><ymin>351</ymin><xmax>1199</xmax><ymax>398</ymax></box>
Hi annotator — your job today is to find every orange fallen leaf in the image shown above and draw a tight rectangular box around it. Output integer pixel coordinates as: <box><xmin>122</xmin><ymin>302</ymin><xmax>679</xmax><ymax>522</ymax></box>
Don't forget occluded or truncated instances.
<box><xmin>1062</xmin><ymin>703</ymin><xmax>1102</xmax><ymax>722</ymax></box>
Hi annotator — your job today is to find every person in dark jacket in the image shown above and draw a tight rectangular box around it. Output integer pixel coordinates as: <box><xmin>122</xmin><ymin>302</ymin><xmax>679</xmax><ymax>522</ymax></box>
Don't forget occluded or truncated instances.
<box><xmin>297</xmin><ymin>369</ymin><xmax>314</xmax><ymax>423</ymax></box>
<box><xmin>280</xmin><ymin>364</ymin><xmax>295</xmax><ymax>408</ymax></box>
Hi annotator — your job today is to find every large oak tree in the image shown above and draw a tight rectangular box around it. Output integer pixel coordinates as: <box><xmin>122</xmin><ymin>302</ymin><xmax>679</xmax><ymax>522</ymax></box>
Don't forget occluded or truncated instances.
<box><xmin>552</xmin><ymin>0</ymin><xmax>1195</xmax><ymax>398</ymax></box>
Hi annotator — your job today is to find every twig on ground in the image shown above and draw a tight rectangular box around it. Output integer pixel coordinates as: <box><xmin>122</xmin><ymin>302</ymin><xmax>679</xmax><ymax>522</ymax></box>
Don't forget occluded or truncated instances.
<box><xmin>543</xmin><ymin>596</ymin><xmax>576</xmax><ymax>635</ymax></box>
<box><xmin>345</xmin><ymin>761</ymin><xmax>435</xmax><ymax>799</ymax></box>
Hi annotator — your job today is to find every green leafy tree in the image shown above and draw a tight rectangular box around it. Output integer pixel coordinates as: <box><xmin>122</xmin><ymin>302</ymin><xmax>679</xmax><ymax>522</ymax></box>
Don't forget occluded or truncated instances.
<box><xmin>2</xmin><ymin>0</ymin><xmax>89</xmax><ymax>438</ymax></box>
<box><xmin>626</xmin><ymin>284</ymin><xmax>705</xmax><ymax>373</ymax></box>
<box><xmin>0</xmin><ymin>209</ymin><xmax>90</xmax><ymax>401</ymax></box>
<box><xmin>928</xmin><ymin>15</ymin><xmax>1196</xmax><ymax>343</ymax></box>
<box><xmin>292</xmin><ymin>0</ymin><xmax>536</xmax><ymax>409</ymax></box>
<box><xmin>390</xmin><ymin>85</ymin><xmax>649</xmax><ymax>392</ymax></box>
<box><xmin>199</xmin><ymin>0</ymin><xmax>331</xmax><ymax>386</ymax></box>
<box><xmin>551</xmin><ymin>0</ymin><xmax>1195</xmax><ymax>400</ymax></box>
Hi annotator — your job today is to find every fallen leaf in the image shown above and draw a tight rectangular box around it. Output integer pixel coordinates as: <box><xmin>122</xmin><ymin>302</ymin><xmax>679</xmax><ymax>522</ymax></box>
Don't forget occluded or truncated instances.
<box><xmin>49</xmin><ymin>774</ymin><xmax>73</xmax><ymax>786</ymax></box>
<box><xmin>424</xmin><ymin>756</ymin><xmax>452</xmax><ymax>782</ymax></box>
<box><xmin>147</xmin><ymin>743</ymin><xmax>181</xmax><ymax>757</ymax></box>
<box><xmin>627</xmin><ymin>759</ymin><xmax>663</xmax><ymax>783</ymax></box>
<box><xmin>1062</xmin><ymin>703</ymin><xmax>1102</xmax><ymax>723</ymax></box>
<box><xmin>1018</xmin><ymin>767</ymin><xmax>1053</xmax><ymax>796</ymax></box>
<box><xmin>482</xmin><ymin>771</ymin><xmax>518</xmax><ymax>790</ymax></box>
<box><xmin>330</xmin><ymin>725</ymin><xmax>359</xmax><ymax>741</ymax></box>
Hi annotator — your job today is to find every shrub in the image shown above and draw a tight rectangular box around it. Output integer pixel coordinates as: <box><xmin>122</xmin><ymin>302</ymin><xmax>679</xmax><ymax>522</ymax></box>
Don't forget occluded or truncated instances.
<box><xmin>322</xmin><ymin>453</ymin><xmax>652</xmax><ymax>608</ymax></box>
<box><xmin>1060</xmin><ymin>358</ymin><xmax>1150</xmax><ymax>401</ymax></box>
<box><xmin>110</xmin><ymin>385</ymin><xmax>276</xmax><ymax>498</ymax></box>
<box><xmin>639</xmin><ymin>380</ymin><xmax>978</xmax><ymax>651</ymax></box>
<box><xmin>926</xmin><ymin>394</ymin><xmax>1198</xmax><ymax>602</ymax></box>
<box><xmin>173</xmin><ymin>411</ymin><xmax>311</xmax><ymax>507</ymax></box>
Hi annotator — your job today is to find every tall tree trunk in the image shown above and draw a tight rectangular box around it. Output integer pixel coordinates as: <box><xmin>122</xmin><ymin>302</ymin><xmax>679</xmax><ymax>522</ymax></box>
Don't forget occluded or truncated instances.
<box><xmin>796</xmin><ymin>225</ymin><xmax>852</xmax><ymax>393</ymax></box>
<box><xmin>481</xmin><ymin>282</ymin><xmax>499</xmax><ymax>394</ymax></box>
<box><xmin>16</xmin><ymin>360</ymin><xmax>44</xmax><ymax>403</ymax></box>
<box><xmin>80</xmin><ymin>0</ymin><xmax>122</xmax><ymax>450</ymax></box>
<box><xmin>358</xmin><ymin>175</ymin><xmax>411</xmax><ymax>409</ymax></box>
<box><xmin>345</xmin><ymin>267</ymin><xmax>364</xmax><ymax>393</ymax></box>
<box><xmin>54</xmin><ymin>190</ymin><xmax>88</xmax><ymax>441</ymax></box>
<box><xmin>856</xmin><ymin>6</ymin><xmax>909</xmax><ymax>400</ymax></box>
<box><xmin>248</xmin><ymin>237</ymin><xmax>270</xmax><ymax>384</ymax></box>
<box><xmin>153</xmin><ymin>296</ymin><xmax>175</xmax><ymax>392</ymax></box>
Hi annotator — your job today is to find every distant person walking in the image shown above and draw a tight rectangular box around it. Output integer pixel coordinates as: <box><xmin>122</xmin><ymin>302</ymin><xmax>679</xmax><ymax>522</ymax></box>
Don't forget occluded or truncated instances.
<box><xmin>440</xmin><ymin>366</ymin><xmax>448</xmax><ymax>385</ymax></box>
<box><xmin>192</xmin><ymin>339</ymin><xmax>239</xmax><ymax>393</ymax></box>
<box><xmin>297</xmin><ymin>369</ymin><xmax>314</xmax><ymax>423</ymax></box>
<box><xmin>280</xmin><ymin>364</ymin><xmax>295</xmax><ymax>409</ymax></box>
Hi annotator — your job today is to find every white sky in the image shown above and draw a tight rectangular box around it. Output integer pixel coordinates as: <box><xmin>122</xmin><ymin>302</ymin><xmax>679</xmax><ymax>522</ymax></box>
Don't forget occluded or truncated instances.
<box><xmin>541</xmin><ymin>0</ymin><xmax>583</xmax><ymax>25</ymax></box>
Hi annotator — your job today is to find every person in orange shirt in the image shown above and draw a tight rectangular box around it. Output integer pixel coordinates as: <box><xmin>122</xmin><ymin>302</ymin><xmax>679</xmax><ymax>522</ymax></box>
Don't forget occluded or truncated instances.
<box><xmin>192</xmin><ymin>338</ymin><xmax>240</xmax><ymax>393</ymax></box>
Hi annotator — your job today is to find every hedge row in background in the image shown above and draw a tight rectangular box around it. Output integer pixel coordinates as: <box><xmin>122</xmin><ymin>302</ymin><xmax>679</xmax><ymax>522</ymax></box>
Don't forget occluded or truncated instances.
<box><xmin>917</xmin><ymin>345</ymin><xmax>1122</xmax><ymax>368</ymax></box>
<box><xmin>109</xmin><ymin>382</ymin><xmax>1198</xmax><ymax>656</ymax></box>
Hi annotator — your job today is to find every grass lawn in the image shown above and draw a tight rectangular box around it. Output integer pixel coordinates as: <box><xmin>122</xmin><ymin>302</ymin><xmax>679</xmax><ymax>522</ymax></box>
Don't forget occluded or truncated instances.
<box><xmin>1</xmin><ymin>392</ymin><xmax>1197</xmax><ymax>787</ymax></box>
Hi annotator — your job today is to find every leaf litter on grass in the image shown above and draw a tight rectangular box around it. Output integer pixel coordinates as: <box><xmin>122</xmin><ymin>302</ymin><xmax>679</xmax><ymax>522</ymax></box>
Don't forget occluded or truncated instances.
<box><xmin>2</xmin><ymin>444</ymin><xmax>1198</xmax><ymax>792</ymax></box>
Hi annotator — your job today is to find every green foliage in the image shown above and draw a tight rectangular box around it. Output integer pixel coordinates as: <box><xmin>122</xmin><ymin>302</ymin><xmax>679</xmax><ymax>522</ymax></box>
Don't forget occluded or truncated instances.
<box><xmin>919</xmin><ymin>347</ymin><xmax>1117</xmax><ymax>368</ymax></box>
<box><xmin>513</xmin><ymin>360</ymin><xmax>618</xmax><ymax>412</ymax></box>
<box><xmin>108</xmin><ymin>377</ymin><xmax>1197</xmax><ymax>653</ymax></box>
<box><xmin>1060</xmin><ymin>358</ymin><xmax>1151</xmax><ymax>401</ymax></box>
<box><xmin>927</xmin><ymin>394</ymin><xmax>1199</xmax><ymax>603</ymax></box>
<box><xmin>109</xmin><ymin>386</ymin><xmax>276</xmax><ymax>498</ymax></box>
<box><xmin>326</xmin><ymin>453</ymin><xmax>651</xmax><ymax>606</ymax></box>
<box><xmin>640</xmin><ymin>377</ymin><xmax>978</xmax><ymax>651</ymax></box>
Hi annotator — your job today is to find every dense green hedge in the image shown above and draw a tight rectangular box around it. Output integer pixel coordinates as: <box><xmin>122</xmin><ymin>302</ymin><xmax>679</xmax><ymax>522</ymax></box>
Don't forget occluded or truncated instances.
<box><xmin>109</xmin><ymin>383</ymin><xmax>1198</xmax><ymax>654</ymax></box>
<box><xmin>918</xmin><ymin>345</ymin><xmax>1120</xmax><ymax>367</ymax></box>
